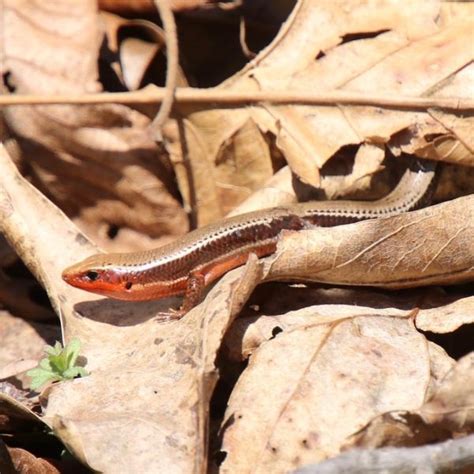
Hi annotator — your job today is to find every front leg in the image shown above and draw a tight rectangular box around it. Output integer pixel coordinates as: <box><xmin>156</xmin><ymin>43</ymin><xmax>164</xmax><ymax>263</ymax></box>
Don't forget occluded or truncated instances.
<box><xmin>153</xmin><ymin>273</ymin><xmax>205</xmax><ymax>322</ymax></box>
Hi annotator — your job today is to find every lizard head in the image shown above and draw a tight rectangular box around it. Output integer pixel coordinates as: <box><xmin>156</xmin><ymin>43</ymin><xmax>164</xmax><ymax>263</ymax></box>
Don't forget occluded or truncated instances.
<box><xmin>62</xmin><ymin>254</ymin><xmax>130</xmax><ymax>299</ymax></box>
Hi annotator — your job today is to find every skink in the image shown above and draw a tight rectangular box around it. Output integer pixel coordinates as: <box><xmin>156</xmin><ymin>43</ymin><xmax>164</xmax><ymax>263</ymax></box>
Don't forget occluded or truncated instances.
<box><xmin>62</xmin><ymin>161</ymin><xmax>437</xmax><ymax>315</ymax></box>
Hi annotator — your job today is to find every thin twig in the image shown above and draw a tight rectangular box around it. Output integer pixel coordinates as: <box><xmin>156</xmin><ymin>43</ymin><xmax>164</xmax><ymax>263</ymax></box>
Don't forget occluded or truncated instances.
<box><xmin>151</xmin><ymin>0</ymin><xmax>179</xmax><ymax>140</ymax></box>
<box><xmin>1</xmin><ymin>90</ymin><xmax>472</xmax><ymax>110</ymax></box>
<box><xmin>0</xmin><ymin>89</ymin><xmax>472</xmax><ymax>110</ymax></box>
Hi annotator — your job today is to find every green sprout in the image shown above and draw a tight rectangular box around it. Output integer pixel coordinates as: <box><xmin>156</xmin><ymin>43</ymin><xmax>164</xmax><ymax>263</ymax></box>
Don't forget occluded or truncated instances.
<box><xmin>27</xmin><ymin>338</ymin><xmax>89</xmax><ymax>391</ymax></box>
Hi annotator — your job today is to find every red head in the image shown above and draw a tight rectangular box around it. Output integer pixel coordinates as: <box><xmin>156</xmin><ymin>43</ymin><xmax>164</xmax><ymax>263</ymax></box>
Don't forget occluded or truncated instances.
<box><xmin>62</xmin><ymin>254</ymin><xmax>135</xmax><ymax>300</ymax></box>
<box><xmin>62</xmin><ymin>253</ymin><xmax>184</xmax><ymax>301</ymax></box>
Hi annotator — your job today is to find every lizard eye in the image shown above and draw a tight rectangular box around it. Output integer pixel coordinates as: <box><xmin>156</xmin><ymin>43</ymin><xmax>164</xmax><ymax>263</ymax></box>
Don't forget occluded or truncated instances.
<box><xmin>85</xmin><ymin>270</ymin><xmax>99</xmax><ymax>281</ymax></box>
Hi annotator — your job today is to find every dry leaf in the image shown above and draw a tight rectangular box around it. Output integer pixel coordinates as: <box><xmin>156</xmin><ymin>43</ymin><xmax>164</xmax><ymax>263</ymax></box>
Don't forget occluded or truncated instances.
<box><xmin>415</xmin><ymin>295</ymin><xmax>474</xmax><ymax>333</ymax></box>
<box><xmin>165</xmin><ymin>112</ymin><xmax>275</xmax><ymax>225</ymax></box>
<box><xmin>220</xmin><ymin>316</ymin><xmax>454</xmax><ymax>473</ymax></box>
<box><xmin>1</xmin><ymin>1</ymin><xmax>472</xmax><ymax>472</ymax></box>
<box><xmin>101</xmin><ymin>13</ymin><xmax>189</xmax><ymax>91</ymax></box>
<box><xmin>391</xmin><ymin>106</ymin><xmax>474</xmax><ymax>164</ymax></box>
<box><xmin>265</xmin><ymin>195</ymin><xmax>474</xmax><ymax>289</ymax></box>
<box><xmin>2</xmin><ymin>0</ymin><xmax>188</xmax><ymax>251</ymax></box>
<box><xmin>347</xmin><ymin>353</ymin><xmax>474</xmax><ymax>450</ymax></box>
<box><xmin>1</xmin><ymin>137</ymin><xmax>472</xmax><ymax>470</ymax></box>
<box><xmin>1</xmin><ymin>447</ymin><xmax>60</xmax><ymax>474</ymax></box>
<box><xmin>0</xmin><ymin>144</ymin><xmax>263</xmax><ymax>472</ymax></box>
<box><xmin>43</xmin><ymin>259</ymin><xmax>261</xmax><ymax>473</ymax></box>
<box><xmin>419</xmin><ymin>352</ymin><xmax>474</xmax><ymax>432</ymax></box>
<box><xmin>224</xmin><ymin>288</ymin><xmax>474</xmax><ymax>361</ymax></box>
<box><xmin>120</xmin><ymin>36</ymin><xmax>161</xmax><ymax>90</ymax></box>
<box><xmin>164</xmin><ymin>0</ymin><xmax>473</xmax><ymax>225</ymax></box>
<box><xmin>0</xmin><ymin>312</ymin><xmax>60</xmax><ymax>380</ymax></box>
<box><xmin>227</xmin><ymin>166</ymin><xmax>297</xmax><ymax>215</ymax></box>
<box><xmin>0</xmin><ymin>391</ymin><xmax>46</xmax><ymax>430</ymax></box>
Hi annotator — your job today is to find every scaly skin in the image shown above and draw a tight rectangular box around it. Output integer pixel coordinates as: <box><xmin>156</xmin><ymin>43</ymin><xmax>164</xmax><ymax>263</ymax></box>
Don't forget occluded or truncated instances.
<box><xmin>62</xmin><ymin>161</ymin><xmax>437</xmax><ymax>314</ymax></box>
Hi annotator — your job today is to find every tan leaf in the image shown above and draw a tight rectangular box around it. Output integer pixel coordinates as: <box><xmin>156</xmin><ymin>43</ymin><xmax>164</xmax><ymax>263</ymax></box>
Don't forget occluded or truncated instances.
<box><xmin>165</xmin><ymin>116</ymin><xmax>223</xmax><ymax>224</ymax></box>
<box><xmin>419</xmin><ymin>352</ymin><xmax>474</xmax><ymax>432</ymax></box>
<box><xmin>390</xmin><ymin>106</ymin><xmax>474</xmax><ymax>164</ymax></box>
<box><xmin>416</xmin><ymin>295</ymin><xmax>474</xmax><ymax>333</ymax></box>
<box><xmin>0</xmin><ymin>312</ymin><xmax>60</xmax><ymax>380</ymax></box>
<box><xmin>0</xmin><ymin>144</ymin><xmax>262</xmax><ymax>472</ymax></box>
<box><xmin>265</xmin><ymin>195</ymin><xmax>474</xmax><ymax>288</ymax></box>
<box><xmin>101</xmin><ymin>12</ymin><xmax>189</xmax><ymax>91</ymax></box>
<box><xmin>165</xmin><ymin>0</ymin><xmax>473</xmax><ymax>229</ymax></box>
<box><xmin>0</xmin><ymin>2</ymin><xmax>472</xmax><ymax>472</ymax></box>
<box><xmin>0</xmin><ymin>392</ymin><xmax>46</xmax><ymax>427</ymax></box>
<box><xmin>227</xmin><ymin>166</ymin><xmax>297</xmax><ymax>216</ymax></box>
<box><xmin>221</xmin><ymin>316</ymin><xmax>452</xmax><ymax>473</ymax></box>
<box><xmin>225</xmin><ymin>288</ymin><xmax>474</xmax><ymax>362</ymax></box>
<box><xmin>43</xmin><ymin>259</ymin><xmax>261</xmax><ymax>473</ymax></box>
<box><xmin>215</xmin><ymin>119</ymin><xmax>274</xmax><ymax>215</ymax></box>
<box><xmin>346</xmin><ymin>353</ymin><xmax>473</xmax><ymax>450</ymax></box>
<box><xmin>165</xmin><ymin>110</ymin><xmax>275</xmax><ymax>225</ymax></box>
<box><xmin>121</xmin><ymin>37</ymin><xmax>161</xmax><ymax>91</ymax></box>
<box><xmin>2</xmin><ymin>0</ymin><xmax>187</xmax><ymax>250</ymax></box>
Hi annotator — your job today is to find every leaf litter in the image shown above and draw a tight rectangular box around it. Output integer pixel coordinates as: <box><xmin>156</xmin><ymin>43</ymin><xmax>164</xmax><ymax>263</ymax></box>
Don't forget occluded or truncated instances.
<box><xmin>0</xmin><ymin>0</ymin><xmax>473</xmax><ymax>472</ymax></box>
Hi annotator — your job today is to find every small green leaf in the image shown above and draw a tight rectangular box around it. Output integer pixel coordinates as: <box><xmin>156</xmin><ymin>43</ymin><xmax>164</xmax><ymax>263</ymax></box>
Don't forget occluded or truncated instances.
<box><xmin>63</xmin><ymin>366</ymin><xmax>88</xmax><ymax>380</ymax></box>
<box><xmin>27</xmin><ymin>338</ymin><xmax>89</xmax><ymax>391</ymax></box>
<box><xmin>65</xmin><ymin>338</ymin><xmax>81</xmax><ymax>367</ymax></box>
<box><xmin>26</xmin><ymin>368</ymin><xmax>60</xmax><ymax>391</ymax></box>
<box><xmin>39</xmin><ymin>358</ymin><xmax>52</xmax><ymax>370</ymax></box>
